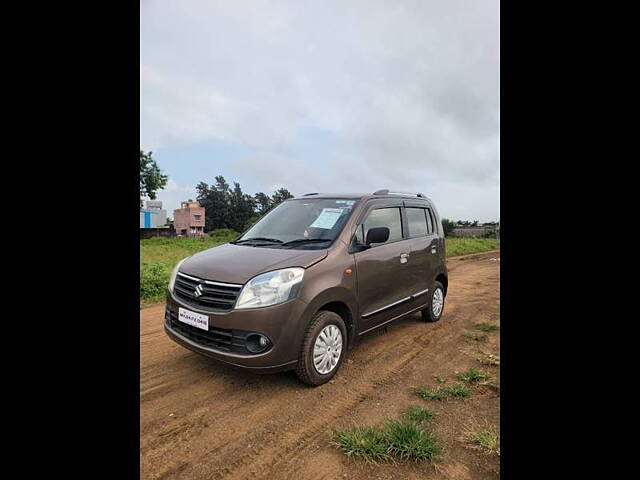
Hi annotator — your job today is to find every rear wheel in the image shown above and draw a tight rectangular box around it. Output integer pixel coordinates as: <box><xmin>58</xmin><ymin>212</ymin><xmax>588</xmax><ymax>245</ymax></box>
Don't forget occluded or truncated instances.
<box><xmin>295</xmin><ymin>310</ymin><xmax>347</xmax><ymax>386</ymax></box>
<box><xmin>421</xmin><ymin>281</ymin><xmax>445</xmax><ymax>322</ymax></box>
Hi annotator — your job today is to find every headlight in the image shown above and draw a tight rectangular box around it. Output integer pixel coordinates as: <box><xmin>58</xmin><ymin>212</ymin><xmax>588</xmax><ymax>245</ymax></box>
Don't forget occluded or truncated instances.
<box><xmin>168</xmin><ymin>257</ymin><xmax>188</xmax><ymax>292</ymax></box>
<box><xmin>235</xmin><ymin>267</ymin><xmax>305</xmax><ymax>309</ymax></box>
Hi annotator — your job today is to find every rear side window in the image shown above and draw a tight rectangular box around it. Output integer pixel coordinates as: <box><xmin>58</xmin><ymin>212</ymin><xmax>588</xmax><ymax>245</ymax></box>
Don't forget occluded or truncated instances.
<box><xmin>425</xmin><ymin>208</ymin><xmax>435</xmax><ymax>234</ymax></box>
<box><xmin>406</xmin><ymin>208</ymin><xmax>428</xmax><ymax>237</ymax></box>
<box><xmin>360</xmin><ymin>207</ymin><xmax>403</xmax><ymax>244</ymax></box>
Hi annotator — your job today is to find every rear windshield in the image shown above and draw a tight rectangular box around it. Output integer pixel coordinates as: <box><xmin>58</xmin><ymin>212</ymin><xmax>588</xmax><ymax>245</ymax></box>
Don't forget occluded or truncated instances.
<box><xmin>235</xmin><ymin>198</ymin><xmax>358</xmax><ymax>249</ymax></box>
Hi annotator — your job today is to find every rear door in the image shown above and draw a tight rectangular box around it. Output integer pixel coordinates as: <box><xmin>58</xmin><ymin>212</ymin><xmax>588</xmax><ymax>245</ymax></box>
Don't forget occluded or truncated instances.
<box><xmin>403</xmin><ymin>202</ymin><xmax>439</xmax><ymax>303</ymax></box>
<box><xmin>352</xmin><ymin>202</ymin><xmax>420</xmax><ymax>334</ymax></box>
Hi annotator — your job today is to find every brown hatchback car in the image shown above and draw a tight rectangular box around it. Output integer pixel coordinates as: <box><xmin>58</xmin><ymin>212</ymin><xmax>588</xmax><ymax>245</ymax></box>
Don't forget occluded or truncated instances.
<box><xmin>165</xmin><ymin>190</ymin><xmax>448</xmax><ymax>385</ymax></box>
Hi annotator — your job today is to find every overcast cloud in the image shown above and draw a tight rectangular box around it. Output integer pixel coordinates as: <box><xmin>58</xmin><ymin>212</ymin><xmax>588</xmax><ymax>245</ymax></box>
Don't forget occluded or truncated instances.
<box><xmin>141</xmin><ymin>0</ymin><xmax>499</xmax><ymax>221</ymax></box>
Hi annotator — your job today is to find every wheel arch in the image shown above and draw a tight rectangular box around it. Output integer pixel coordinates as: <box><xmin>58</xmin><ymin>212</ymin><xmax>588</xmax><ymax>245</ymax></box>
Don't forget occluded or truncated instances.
<box><xmin>435</xmin><ymin>273</ymin><xmax>448</xmax><ymax>296</ymax></box>
<box><xmin>317</xmin><ymin>301</ymin><xmax>354</xmax><ymax>347</ymax></box>
<box><xmin>302</xmin><ymin>287</ymin><xmax>359</xmax><ymax>348</ymax></box>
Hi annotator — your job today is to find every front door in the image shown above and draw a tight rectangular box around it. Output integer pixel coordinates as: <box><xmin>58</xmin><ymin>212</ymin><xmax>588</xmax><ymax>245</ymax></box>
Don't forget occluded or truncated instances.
<box><xmin>353</xmin><ymin>205</ymin><xmax>419</xmax><ymax>334</ymax></box>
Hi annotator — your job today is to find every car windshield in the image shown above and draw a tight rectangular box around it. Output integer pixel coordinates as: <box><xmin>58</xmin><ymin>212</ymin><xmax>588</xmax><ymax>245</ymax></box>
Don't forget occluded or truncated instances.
<box><xmin>234</xmin><ymin>198</ymin><xmax>358</xmax><ymax>249</ymax></box>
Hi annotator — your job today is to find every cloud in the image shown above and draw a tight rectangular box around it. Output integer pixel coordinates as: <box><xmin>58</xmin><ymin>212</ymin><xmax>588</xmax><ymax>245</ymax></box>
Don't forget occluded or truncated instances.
<box><xmin>141</xmin><ymin>0</ymin><xmax>499</xmax><ymax>221</ymax></box>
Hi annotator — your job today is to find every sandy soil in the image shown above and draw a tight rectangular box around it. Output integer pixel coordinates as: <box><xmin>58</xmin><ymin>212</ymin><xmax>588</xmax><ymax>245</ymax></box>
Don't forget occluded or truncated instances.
<box><xmin>141</xmin><ymin>250</ymin><xmax>500</xmax><ymax>480</ymax></box>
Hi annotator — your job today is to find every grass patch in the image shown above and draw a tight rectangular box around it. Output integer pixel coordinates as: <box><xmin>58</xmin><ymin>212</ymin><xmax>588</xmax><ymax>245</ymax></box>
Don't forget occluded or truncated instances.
<box><xmin>140</xmin><ymin>231</ymin><xmax>238</xmax><ymax>264</ymax></box>
<box><xmin>445</xmin><ymin>237</ymin><xmax>499</xmax><ymax>257</ymax></box>
<box><xmin>140</xmin><ymin>230</ymin><xmax>238</xmax><ymax>303</ymax></box>
<box><xmin>464</xmin><ymin>332</ymin><xmax>488</xmax><ymax>343</ymax></box>
<box><xmin>455</xmin><ymin>368</ymin><xmax>490</xmax><ymax>384</ymax></box>
<box><xmin>413</xmin><ymin>383</ymin><xmax>470</xmax><ymax>401</ymax></box>
<box><xmin>463</xmin><ymin>422</ymin><xmax>500</xmax><ymax>456</ymax></box>
<box><xmin>332</xmin><ymin>420</ymin><xmax>441</xmax><ymax>463</ymax></box>
<box><xmin>434</xmin><ymin>375</ymin><xmax>447</xmax><ymax>384</ymax></box>
<box><xmin>385</xmin><ymin>419</ymin><xmax>441</xmax><ymax>462</ymax></box>
<box><xmin>332</xmin><ymin>426</ymin><xmax>392</xmax><ymax>463</ymax></box>
<box><xmin>403</xmin><ymin>406</ymin><xmax>435</xmax><ymax>423</ymax></box>
<box><xmin>475</xmin><ymin>322</ymin><xmax>499</xmax><ymax>332</ymax></box>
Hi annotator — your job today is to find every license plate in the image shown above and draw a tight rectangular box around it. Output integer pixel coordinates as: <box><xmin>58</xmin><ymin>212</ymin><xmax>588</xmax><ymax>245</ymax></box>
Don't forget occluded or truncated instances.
<box><xmin>178</xmin><ymin>307</ymin><xmax>209</xmax><ymax>331</ymax></box>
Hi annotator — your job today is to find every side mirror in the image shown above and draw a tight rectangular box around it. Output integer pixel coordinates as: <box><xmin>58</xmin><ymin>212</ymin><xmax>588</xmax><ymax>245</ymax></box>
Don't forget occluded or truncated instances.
<box><xmin>366</xmin><ymin>227</ymin><xmax>390</xmax><ymax>245</ymax></box>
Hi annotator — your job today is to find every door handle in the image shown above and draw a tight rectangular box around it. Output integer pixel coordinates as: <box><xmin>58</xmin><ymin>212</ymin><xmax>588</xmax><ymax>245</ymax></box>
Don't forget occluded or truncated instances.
<box><xmin>400</xmin><ymin>253</ymin><xmax>410</xmax><ymax>263</ymax></box>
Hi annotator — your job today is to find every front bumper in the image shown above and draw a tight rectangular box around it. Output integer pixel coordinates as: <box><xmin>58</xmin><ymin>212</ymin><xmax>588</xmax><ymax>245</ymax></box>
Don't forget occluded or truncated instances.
<box><xmin>164</xmin><ymin>289</ymin><xmax>309</xmax><ymax>372</ymax></box>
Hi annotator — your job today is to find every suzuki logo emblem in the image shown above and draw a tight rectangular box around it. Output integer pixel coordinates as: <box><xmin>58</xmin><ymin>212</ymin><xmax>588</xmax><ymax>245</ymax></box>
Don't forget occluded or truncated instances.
<box><xmin>194</xmin><ymin>284</ymin><xmax>204</xmax><ymax>297</ymax></box>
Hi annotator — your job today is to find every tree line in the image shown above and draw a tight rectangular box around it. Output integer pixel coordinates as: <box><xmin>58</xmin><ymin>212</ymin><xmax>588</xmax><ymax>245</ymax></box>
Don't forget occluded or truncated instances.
<box><xmin>142</xmin><ymin>149</ymin><xmax>499</xmax><ymax>237</ymax></box>
<box><xmin>441</xmin><ymin>218</ymin><xmax>499</xmax><ymax>237</ymax></box>
<box><xmin>195</xmin><ymin>176</ymin><xmax>293</xmax><ymax>232</ymax></box>
<box><xmin>140</xmin><ymin>150</ymin><xmax>294</xmax><ymax>233</ymax></box>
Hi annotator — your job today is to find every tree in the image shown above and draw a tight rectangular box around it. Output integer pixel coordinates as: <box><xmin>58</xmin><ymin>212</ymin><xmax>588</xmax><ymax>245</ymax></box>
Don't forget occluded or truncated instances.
<box><xmin>195</xmin><ymin>181</ymin><xmax>214</xmax><ymax>229</ymax></box>
<box><xmin>229</xmin><ymin>182</ymin><xmax>257</xmax><ymax>232</ymax></box>
<box><xmin>196</xmin><ymin>178</ymin><xmax>230</xmax><ymax>232</ymax></box>
<box><xmin>196</xmin><ymin>176</ymin><xmax>259</xmax><ymax>232</ymax></box>
<box><xmin>140</xmin><ymin>150</ymin><xmax>168</xmax><ymax>207</ymax></box>
<box><xmin>441</xmin><ymin>218</ymin><xmax>456</xmax><ymax>237</ymax></box>
<box><xmin>254</xmin><ymin>192</ymin><xmax>272</xmax><ymax>214</ymax></box>
<box><xmin>195</xmin><ymin>177</ymin><xmax>295</xmax><ymax>232</ymax></box>
<box><xmin>271</xmin><ymin>187</ymin><xmax>293</xmax><ymax>207</ymax></box>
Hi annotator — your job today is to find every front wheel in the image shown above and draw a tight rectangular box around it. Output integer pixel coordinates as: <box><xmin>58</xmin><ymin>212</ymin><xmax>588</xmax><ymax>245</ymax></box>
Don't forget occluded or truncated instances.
<box><xmin>421</xmin><ymin>281</ymin><xmax>445</xmax><ymax>323</ymax></box>
<box><xmin>295</xmin><ymin>310</ymin><xmax>347</xmax><ymax>386</ymax></box>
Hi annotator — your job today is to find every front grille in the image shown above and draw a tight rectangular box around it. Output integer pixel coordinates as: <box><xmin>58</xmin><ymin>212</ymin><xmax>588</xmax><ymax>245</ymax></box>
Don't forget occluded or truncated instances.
<box><xmin>174</xmin><ymin>272</ymin><xmax>242</xmax><ymax>312</ymax></box>
<box><xmin>166</xmin><ymin>310</ymin><xmax>258</xmax><ymax>354</ymax></box>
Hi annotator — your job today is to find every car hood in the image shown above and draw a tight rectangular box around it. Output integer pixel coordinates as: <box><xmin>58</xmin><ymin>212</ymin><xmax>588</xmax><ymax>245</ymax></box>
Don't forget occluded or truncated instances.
<box><xmin>179</xmin><ymin>243</ymin><xmax>328</xmax><ymax>285</ymax></box>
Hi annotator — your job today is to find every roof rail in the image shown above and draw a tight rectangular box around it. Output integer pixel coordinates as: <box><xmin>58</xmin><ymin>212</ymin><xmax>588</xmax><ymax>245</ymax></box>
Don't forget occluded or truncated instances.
<box><xmin>373</xmin><ymin>189</ymin><xmax>426</xmax><ymax>198</ymax></box>
<box><xmin>302</xmin><ymin>192</ymin><xmax>318</xmax><ymax>196</ymax></box>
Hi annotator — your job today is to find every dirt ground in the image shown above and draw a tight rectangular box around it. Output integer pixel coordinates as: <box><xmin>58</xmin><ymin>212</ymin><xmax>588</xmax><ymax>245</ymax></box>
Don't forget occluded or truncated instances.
<box><xmin>140</xmin><ymin>250</ymin><xmax>500</xmax><ymax>480</ymax></box>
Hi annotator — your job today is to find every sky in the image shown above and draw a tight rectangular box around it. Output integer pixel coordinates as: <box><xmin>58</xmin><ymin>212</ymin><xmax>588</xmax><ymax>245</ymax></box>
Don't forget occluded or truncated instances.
<box><xmin>140</xmin><ymin>0</ymin><xmax>499</xmax><ymax>222</ymax></box>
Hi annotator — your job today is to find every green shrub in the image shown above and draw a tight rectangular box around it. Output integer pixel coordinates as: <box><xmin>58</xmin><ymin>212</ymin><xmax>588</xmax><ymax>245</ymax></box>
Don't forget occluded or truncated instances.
<box><xmin>208</xmin><ymin>228</ymin><xmax>238</xmax><ymax>241</ymax></box>
<box><xmin>140</xmin><ymin>262</ymin><xmax>172</xmax><ymax>302</ymax></box>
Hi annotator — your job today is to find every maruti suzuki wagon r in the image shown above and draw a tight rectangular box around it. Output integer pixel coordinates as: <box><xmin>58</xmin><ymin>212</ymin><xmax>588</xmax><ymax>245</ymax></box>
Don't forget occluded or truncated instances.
<box><xmin>164</xmin><ymin>190</ymin><xmax>448</xmax><ymax>385</ymax></box>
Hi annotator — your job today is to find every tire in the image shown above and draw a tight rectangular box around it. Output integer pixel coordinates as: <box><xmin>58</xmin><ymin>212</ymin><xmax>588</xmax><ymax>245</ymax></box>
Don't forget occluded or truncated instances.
<box><xmin>295</xmin><ymin>310</ymin><xmax>347</xmax><ymax>386</ymax></box>
<box><xmin>421</xmin><ymin>281</ymin><xmax>445</xmax><ymax>323</ymax></box>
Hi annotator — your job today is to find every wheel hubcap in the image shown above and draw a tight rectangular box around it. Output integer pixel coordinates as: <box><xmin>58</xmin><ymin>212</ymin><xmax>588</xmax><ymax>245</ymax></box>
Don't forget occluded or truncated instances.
<box><xmin>313</xmin><ymin>325</ymin><xmax>343</xmax><ymax>374</ymax></box>
<box><xmin>432</xmin><ymin>288</ymin><xmax>444</xmax><ymax>317</ymax></box>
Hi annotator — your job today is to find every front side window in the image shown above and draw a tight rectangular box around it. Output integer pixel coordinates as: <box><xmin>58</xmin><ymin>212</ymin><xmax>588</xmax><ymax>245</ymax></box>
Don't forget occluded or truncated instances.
<box><xmin>406</xmin><ymin>208</ymin><xmax>428</xmax><ymax>238</ymax></box>
<box><xmin>360</xmin><ymin>207</ymin><xmax>403</xmax><ymax>244</ymax></box>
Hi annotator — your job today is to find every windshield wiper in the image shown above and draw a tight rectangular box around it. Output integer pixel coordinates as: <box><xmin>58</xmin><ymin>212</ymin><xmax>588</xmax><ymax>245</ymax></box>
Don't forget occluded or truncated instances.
<box><xmin>281</xmin><ymin>238</ymin><xmax>332</xmax><ymax>248</ymax></box>
<box><xmin>233</xmin><ymin>237</ymin><xmax>283</xmax><ymax>244</ymax></box>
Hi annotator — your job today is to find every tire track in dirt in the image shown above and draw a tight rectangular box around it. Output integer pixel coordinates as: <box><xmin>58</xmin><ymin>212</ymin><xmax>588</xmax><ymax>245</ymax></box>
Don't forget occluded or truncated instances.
<box><xmin>167</xmin><ymin>330</ymin><xmax>429</xmax><ymax>480</ymax></box>
<box><xmin>244</xmin><ymin>347</ymin><xmax>426</xmax><ymax>480</ymax></box>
